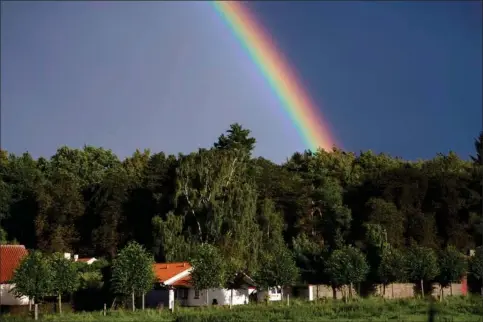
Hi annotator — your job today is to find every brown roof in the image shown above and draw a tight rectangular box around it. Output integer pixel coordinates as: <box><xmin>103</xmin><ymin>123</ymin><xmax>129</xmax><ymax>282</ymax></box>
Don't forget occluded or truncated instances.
<box><xmin>153</xmin><ymin>262</ymin><xmax>191</xmax><ymax>286</ymax></box>
<box><xmin>0</xmin><ymin>245</ymin><xmax>28</xmax><ymax>283</ymax></box>
<box><xmin>77</xmin><ymin>258</ymin><xmax>94</xmax><ymax>262</ymax></box>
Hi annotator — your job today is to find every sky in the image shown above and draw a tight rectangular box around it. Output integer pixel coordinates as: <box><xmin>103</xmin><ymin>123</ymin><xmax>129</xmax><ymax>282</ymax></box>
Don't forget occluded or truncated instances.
<box><xmin>1</xmin><ymin>1</ymin><xmax>481</xmax><ymax>163</ymax></box>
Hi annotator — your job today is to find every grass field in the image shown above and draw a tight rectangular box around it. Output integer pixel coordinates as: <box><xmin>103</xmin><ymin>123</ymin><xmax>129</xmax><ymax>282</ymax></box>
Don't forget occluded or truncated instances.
<box><xmin>2</xmin><ymin>296</ymin><xmax>483</xmax><ymax>322</ymax></box>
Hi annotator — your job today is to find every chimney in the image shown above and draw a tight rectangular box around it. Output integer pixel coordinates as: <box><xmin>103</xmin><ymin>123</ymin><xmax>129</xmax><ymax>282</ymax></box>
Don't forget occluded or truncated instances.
<box><xmin>74</xmin><ymin>254</ymin><xmax>79</xmax><ymax>262</ymax></box>
<box><xmin>64</xmin><ymin>253</ymin><xmax>71</xmax><ymax>260</ymax></box>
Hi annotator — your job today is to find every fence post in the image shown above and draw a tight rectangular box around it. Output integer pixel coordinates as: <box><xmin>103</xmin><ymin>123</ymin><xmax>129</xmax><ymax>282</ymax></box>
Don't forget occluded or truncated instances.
<box><xmin>287</xmin><ymin>294</ymin><xmax>290</xmax><ymax>306</ymax></box>
<box><xmin>103</xmin><ymin>303</ymin><xmax>107</xmax><ymax>316</ymax></box>
<box><xmin>34</xmin><ymin>304</ymin><xmax>38</xmax><ymax>320</ymax></box>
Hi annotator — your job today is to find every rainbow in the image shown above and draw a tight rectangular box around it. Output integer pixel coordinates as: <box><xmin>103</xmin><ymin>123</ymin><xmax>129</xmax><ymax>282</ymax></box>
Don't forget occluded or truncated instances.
<box><xmin>212</xmin><ymin>1</ymin><xmax>337</xmax><ymax>152</ymax></box>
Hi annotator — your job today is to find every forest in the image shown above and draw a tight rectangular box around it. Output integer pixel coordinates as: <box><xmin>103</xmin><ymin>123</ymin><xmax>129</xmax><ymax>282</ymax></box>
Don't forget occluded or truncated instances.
<box><xmin>1</xmin><ymin>123</ymin><xmax>482</xmax><ymax>292</ymax></box>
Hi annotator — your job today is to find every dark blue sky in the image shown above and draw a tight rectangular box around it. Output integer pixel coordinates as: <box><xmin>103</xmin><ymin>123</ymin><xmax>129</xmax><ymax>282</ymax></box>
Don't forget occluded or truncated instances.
<box><xmin>1</xmin><ymin>1</ymin><xmax>481</xmax><ymax>163</ymax></box>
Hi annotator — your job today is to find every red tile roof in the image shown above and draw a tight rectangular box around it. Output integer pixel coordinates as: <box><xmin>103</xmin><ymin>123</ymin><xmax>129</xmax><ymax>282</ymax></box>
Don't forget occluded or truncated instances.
<box><xmin>0</xmin><ymin>245</ymin><xmax>28</xmax><ymax>283</ymax></box>
<box><xmin>153</xmin><ymin>262</ymin><xmax>191</xmax><ymax>286</ymax></box>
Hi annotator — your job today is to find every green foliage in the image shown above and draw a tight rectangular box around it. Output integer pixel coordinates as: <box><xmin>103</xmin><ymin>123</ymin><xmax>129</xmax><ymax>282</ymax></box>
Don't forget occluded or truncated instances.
<box><xmin>152</xmin><ymin>212</ymin><xmax>191</xmax><ymax>262</ymax></box>
<box><xmin>378</xmin><ymin>246</ymin><xmax>407</xmax><ymax>285</ymax></box>
<box><xmin>325</xmin><ymin>246</ymin><xmax>369</xmax><ymax>287</ymax></box>
<box><xmin>0</xmin><ymin>125</ymin><xmax>481</xmax><ymax>299</ymax></box>
<box><xmin>469</xmin><ymin>246</ymin><xmax>483</xmax><ymax>281</ymax></box>
<box><xmin>189</xmin><ymin>243</ymin><xmax>225</xmax><ymax>291</ymax></box>
<box><xmin>4</xmin><ymin>297</ymin><xmax>482</xmax><ymax>322</ymax></box>
<box><xmin>214</xmin><ymin>123</ymin><xmax>256</xmax><ymax>157</ymax></box>
<box><xmin>254</xmin><ymin>243</ymin><xmax>299</xmax><ymax>289</ymax></box>
<box><xmin>111</xmin><ymin>241</ymin><xmax>155</xmax><ymax>295</ymax></box>
<box><xmin>436</xmin><ymin>246</ymin><xmax>467</xmax><ymax>288</ymax></box>
<box><xmin>79</xmin><ymin>271</ymin><xmax>104</xmax><ymax>289</ymax></box>
<box><xmin>406</xmin><ymin>245</ymin><xmax>439</xmax><ymax>284</ymax></box>
<box><xmin>50</xmin><ymin>253</ymin><xmax>80</xmax><ymax>295</ymax></box>
<box><xmin>10</xmin><ymin>250</ymin><xmax>52</xmax><ymax>302</ymax></box>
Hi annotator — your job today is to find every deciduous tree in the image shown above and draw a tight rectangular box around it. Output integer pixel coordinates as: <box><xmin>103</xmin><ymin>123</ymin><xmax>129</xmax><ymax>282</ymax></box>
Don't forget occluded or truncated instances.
<box><xmin>111</xmin><ymin>241</ymin><xmax>155</xmax><ymax>311</ymax></box>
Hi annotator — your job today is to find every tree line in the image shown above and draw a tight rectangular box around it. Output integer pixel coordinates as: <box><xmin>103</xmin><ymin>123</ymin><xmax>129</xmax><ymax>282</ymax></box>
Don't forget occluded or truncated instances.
<box><xmin>1</xmin><ymin>124</ymin><xmax>483</xmax><ymax>297</ymax></box>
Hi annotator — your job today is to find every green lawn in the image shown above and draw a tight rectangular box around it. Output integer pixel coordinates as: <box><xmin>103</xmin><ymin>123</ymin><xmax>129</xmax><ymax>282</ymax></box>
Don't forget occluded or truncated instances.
<box><xmin>3</xmin><ymin>296</ymin><xmax>483</xmax><ymax>322</ymax></box>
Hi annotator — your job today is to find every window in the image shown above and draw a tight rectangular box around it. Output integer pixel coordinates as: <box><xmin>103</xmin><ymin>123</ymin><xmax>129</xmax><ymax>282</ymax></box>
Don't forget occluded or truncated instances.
<box><xmin>176</xmin><ymin>288</ymin><xmax>188</xmax><ymax>300</ymax></box>
<box><xmin>194</xmin><ymin>289</ymin><xmax>200</xmax><ymax>299</ymax></box>
<box><xmin>270</xmin><ymin>287</ymin><xmax>281</xmax><ymax>294</ymax></box>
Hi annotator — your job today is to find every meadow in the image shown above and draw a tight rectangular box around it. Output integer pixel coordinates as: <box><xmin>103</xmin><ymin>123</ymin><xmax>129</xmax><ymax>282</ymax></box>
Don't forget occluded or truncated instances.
<box><xmin>2</xmin><ymin>297</ymin><xmax>483</xmax><ymax>322</ymax></box>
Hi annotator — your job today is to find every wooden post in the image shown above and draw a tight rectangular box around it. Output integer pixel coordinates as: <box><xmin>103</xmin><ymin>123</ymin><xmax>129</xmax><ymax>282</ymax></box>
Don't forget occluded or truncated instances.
<box><xmin>103</xmin><ymin>303</ymin><xmax>107</xmax><ymax>316</ymax></box>
<box><xmin>34</xmin><ymin>304</ymin><xmax>38</xmax><ymax>321</ymax></box>
<box><xmin>142</xmin><ymin>292</ymin><xmax>145</xmax><ymax>310</ymax></box>
<box><xmin>287</xmin><ymin>294</ymin><xmax>290</xmax><ymax>306</ymax></box>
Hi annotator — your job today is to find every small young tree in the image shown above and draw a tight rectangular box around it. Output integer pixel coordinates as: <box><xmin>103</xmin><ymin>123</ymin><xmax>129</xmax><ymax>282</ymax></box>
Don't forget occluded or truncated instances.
<box><xmin>190</xmin><ymin>243</ymin><xmax>225</xmax><ymax>306</ymax></box>
<box><xmin>111</xmin><ymin>241</ymin><xmax>155</xmax><ymax>311</ymax></box>
<box><xmin>325</xmin><ymin>246</ymin><xmax>369</xmax><ymax>300</ymax></box>
<box><xmin>436</xmin><ymin>246</ymin><xmax>467</xmax><ymax>298</ymax></box>
<box><xmin>378</xmin><ymin>246</ymin><xmax>407</xmax><ymax>298</ymax></box>
<box><xmin>254</xmin><ymin>244</ymin><xmax>299</xmax><ymax>302</ymax></box>
<box><xmin>10</xmin><ymin>251</ymin><xmax>52</xmax><ymax>309</ymax></box>
<box><xmin>469</xmin><ymin>246</ymin><xmax>483</xmax><ymax>296</ymax></box>
<box><xmin>406</xmin><ymin>245</ymin><xmax>439</xmax><ymax>297</ymax></box>
<box><xmin>50</xmin><ymin>253</ymin><xmax>80</xmax><ymax>314</ymax></box>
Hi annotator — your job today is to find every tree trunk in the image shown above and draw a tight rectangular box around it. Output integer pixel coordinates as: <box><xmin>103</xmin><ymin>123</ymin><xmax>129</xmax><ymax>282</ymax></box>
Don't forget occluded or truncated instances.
<box><xmin>206</xmin><ymin>289</ymin><xmax>209</xmax><ymax>306</ymax></box>
<box><xmin>450</xmin><ymin>284</ymin><xmax>453</xmax><ymax>296</ymax></box>
<box><xmin>142</xmin><ymin>292</ymin><xmax>145</xmax><ymax>310</ymax></box>
<box><xmin>280</xmin><ymin>287</ymin><xmax>284</xmax><ymax>303</ymax></box>
<box><xmin>440</xmin><ymin>287</ymin><xmax>443</xmax><ymax>301</ymax></box>
<box><xmin>131</xmin><ymin>291</ymin><xmax>135</xmax><ymax>312</ymax></box>
<box><xmin>29</xmin><ymin>299</ymin><xmax>32</xmax><ymax>311</ymax></box>
<box><xmin>349</xmin><ymin>283</ymin><xmax>353</xmax><ymax>300</ymax></box>
<box><xmin>230</xmin><ymin>289</ymin><xmax>233</xmax><ymax>309</ymax></box>
<box><xmin>391</xmin><ymin>284</ymin><xmax>394</xmax><ymax>299</ymax></box>
<box><xmin>58</xmin><ymin>294</ymin><xmax>62</xmax><ymax>314</ymax></box>
<box><xmin>420</xmin><ymin>279</ymin><xmax>425</xmax><ymax>298</ymax></box>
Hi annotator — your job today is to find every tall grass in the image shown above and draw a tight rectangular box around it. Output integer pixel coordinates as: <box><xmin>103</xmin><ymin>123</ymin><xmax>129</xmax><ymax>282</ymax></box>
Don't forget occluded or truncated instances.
<box><xmin>2</xmin><ymin>296</ymin><xmax>482</xmax><ymax>322</ymax></box>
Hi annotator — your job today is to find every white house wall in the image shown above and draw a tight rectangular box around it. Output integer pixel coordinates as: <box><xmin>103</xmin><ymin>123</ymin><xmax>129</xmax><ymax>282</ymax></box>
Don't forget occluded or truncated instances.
<box><xmin>0</xmin><ymin>284</ymin><xmax>29</xmax><ymax>306</ymax></box>
<box><xmin>257</xmin><ymin>288</ymin><xmax>282</xmax><ymax>302</ymax></box>
<box><xmin>186</xmin><ymin>288</ymin><xmax>249</xmax><ymax>307</ymax></box>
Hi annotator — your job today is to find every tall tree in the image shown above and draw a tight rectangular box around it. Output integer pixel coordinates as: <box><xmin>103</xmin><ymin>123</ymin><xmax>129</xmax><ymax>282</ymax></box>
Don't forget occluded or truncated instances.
<box><xmin>10</xmin><ymin>251</ymin><xmax>52</xmax><ymax>306</ymax></box>
<box><xmin>214</xmin><ymin>123</ymin><xmax>256</xmax><ymax>157</ymax></box>
<box><xmin>190</xmin><ymin>243</ymin><xmax>226</xmax><ymax>306</ymax></box>
<box><xmin>378</xmin><ymin>246</ymin><xmax>407</xmax><ymax>297</ymax></box>
<box><xmin>49</xmin><ymin>253</ymin><xmax>80</xmax><ymax>314</ymax></box>
<box><xmin>111</xmin><ymin>241</ymin><xmax>155</xmax><ymax>311</ymax></box>
<box><xmin>325</xmin><ymin>246</ymin><xmax>369</xmax><ymax>299</ymax></box>
<box><xmin>35</xmin><ymin>171</ymin><xmax>85</xmax><ymax>253</ymax></box>
<box><xmin>435</xmin><ymin>246</ymin><xmax>467</xmax><ymax>298</ymax></box>
<box><xmin>406</xmin><ymin>245</ymin><xmax>439</xmax><ymax>297</ymax></box>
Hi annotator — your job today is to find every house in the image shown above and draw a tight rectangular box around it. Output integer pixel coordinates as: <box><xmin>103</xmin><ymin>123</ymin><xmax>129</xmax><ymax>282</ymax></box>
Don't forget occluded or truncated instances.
<box><xmin>63</xmin><ymin>253</ymin><xmax>97</xmax><ymax>265</ymax></box>
<box><xmin>75</xmin><ymin>256</ymin><xmax>97</xmax><ymax>265</ymax></box>
<box><xmin>256</xmin><ymin>285</ymin><xmax>315</xmax><ymax>302</ymax></box>
<box><xmin>256</xmin><ymin>286</ymin><xmax>283</xmax><ymax>302</ymax></box>
<box><xmin>0</xmin><ymin>245</ymin><xmax>29</xmax><ymax>306</ymax></box>
<box><xmin>146</xmin><ymin>262</ymin><xmax>256</xmax><ymax>308</ymax></box>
